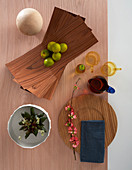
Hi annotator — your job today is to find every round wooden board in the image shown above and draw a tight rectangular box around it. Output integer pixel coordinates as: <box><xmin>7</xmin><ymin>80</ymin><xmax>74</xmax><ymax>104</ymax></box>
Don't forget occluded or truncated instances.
<box><xmin>58</xmin><ymin>94</ymin><xmax>118</xmax><ymax>153</ymax></box>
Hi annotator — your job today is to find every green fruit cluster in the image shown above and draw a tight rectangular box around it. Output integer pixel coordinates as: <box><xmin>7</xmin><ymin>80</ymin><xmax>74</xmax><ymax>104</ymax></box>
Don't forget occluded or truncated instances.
<box><xmin>41</xmin><ymin>41</ymin><xmax>68</xmax><ymax>67</ymax></box>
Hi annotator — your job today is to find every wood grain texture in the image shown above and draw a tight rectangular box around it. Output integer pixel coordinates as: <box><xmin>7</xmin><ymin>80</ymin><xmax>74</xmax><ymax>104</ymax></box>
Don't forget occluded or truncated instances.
<box><xmin>6</xmin><ymin>7</ymin><xmax>98</xmax><ymax>99</ymax></box>
<box><xmin>0</xmin><ymin>0</ymin><xmax>108</xmax><ymax>170</ymax></box>
<box><xmin>58</xmin><ymin>94</ymin><xmax>117</xmax><ymax>153</ymax></box>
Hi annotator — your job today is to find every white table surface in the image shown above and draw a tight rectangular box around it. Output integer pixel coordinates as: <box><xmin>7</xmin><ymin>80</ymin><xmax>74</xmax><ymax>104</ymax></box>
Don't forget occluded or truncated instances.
<box><xmin>108</xmin><ymin>0</ymin><xmax>132</xmax><ymax>170</ymax></box>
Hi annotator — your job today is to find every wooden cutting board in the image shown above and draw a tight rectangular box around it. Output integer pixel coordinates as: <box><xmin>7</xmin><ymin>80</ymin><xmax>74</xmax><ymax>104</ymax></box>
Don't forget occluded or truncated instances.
<box><xmin>58</xmin><ymin>95</ymin><xmax>118</xmax><ymax>153</ymax></box>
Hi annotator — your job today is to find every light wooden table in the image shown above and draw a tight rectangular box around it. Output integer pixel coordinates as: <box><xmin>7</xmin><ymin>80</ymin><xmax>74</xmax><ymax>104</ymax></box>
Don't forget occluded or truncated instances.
<box><xmin>0</xmin><ymin>0</ymin><xmax>108</xmax><ymax>170</ymax></box>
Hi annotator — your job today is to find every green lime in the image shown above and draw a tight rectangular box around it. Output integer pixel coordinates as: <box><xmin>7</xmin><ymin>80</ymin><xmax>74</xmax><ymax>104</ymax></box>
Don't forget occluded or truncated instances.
<box><xmin>60</xmin><ymin>43</ymin><xmax>68</xmax><ymax>53</ymax></box>
<box><xmin>47</xmin><ymin>41</ymin><xmax>55</xmax><ymax>51</ymax></box>
<box><xmin>44</xmin><ymin>58</ymin><xmax>54</xmax><ymax>67</ymax></box>
<box><xmin>52</xmin><ymin>53</ymin><xmax>61</xmax><ymax>61</ymax></box>
<box><xmin>79</xmin><ymin>64</ymin><xmax>85</xmax><ymax>71</ymax></box>
<box><xmin>51</xmin><ymin>43</ymin><xmax>61</xmax><ymax>53</ymax></box>
<box><xmin>41</xmin><ymin>49</ymin><xmax>50</xmax><ymax>59</ymax></box>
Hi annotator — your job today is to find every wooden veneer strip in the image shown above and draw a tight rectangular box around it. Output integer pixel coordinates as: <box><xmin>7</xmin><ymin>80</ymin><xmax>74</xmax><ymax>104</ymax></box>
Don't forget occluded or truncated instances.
<box><xmin>6</xmin><ymin>7</ymin><xmax>98</xmax><ymax>99</ymax></box>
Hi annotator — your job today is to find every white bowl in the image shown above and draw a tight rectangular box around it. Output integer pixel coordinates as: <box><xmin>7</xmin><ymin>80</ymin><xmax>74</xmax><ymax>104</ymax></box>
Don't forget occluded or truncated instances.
<box><xmin>7</xmin><ymin>104</ymin><xmax>51</xmax><ymax>148</ymax></box>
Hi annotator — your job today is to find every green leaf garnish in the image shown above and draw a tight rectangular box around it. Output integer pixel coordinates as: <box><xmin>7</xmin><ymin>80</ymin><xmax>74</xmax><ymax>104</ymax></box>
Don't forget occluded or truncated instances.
<box><xmin>19</xmin><ymin>121</ymin><xmax>23</xmax><ymax>125</ymax></box>
<box><xmin>42</xmin><ymin>127</ymin><xmax>47</xmax><ymax>133</ymax></box>
<box><xmin>25</xmin><ymin>131</ymin><xmax>30</xmax><ymax>139</ymax></box>
<box><xmin>40</xmin><ymin>117</ymin><xmax>47</xmax><ymax>124</ymax></box>
<box><xmin>30</xmin><ymin>107</ymin><xmax>35</xmax><ymax>116</ymax></box>
<box><xmin>24</xmin><ymin>112</ymin><xmax>31</xmax><ymax>119</ymax></box>
<box><xmin>19</xmin><ymin>126</ymin><xmax>26</xmax><ymax>131</ymax></box>
<box><xmin>33</xmin><ymin>129</ymin><xmax>38</xmax><ymax>136</ymax></box>
<box><xmin>37</xmin><ymin>113</ymin><xmax>44</xmax><ymax>118</ymax></box>
<box><xmin>21</xmin><ymin>113</ymin><xmax>25</xmax><ymax>118</ymax></box>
